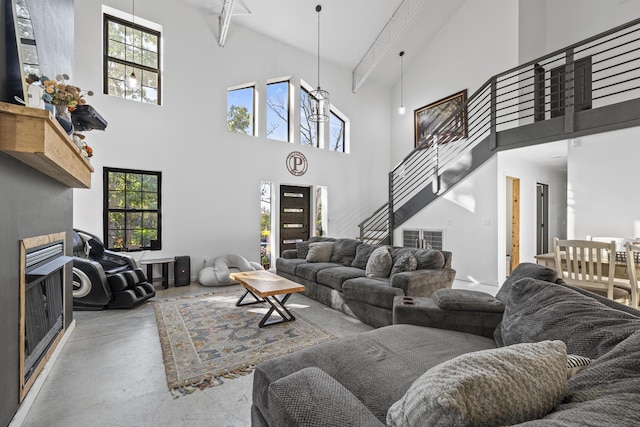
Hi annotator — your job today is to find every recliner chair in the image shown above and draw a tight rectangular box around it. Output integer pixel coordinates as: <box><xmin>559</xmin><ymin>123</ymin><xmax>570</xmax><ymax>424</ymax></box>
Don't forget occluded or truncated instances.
<box><xmin>72</xmin><ymin>229</ymin><xmax>156</xmax><ymax>310</ymax></box>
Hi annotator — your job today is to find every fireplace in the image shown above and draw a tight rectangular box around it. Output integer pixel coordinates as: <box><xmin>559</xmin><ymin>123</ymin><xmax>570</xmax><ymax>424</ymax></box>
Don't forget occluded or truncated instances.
<box><xmin>19</xmin><ymin>232</ymin><xmax>71</xmax><ymax>401</ymax></box>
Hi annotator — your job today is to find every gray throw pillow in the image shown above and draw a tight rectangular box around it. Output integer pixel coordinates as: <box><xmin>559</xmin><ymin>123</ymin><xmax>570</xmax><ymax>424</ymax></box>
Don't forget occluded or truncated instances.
<box><xmin>329</xmin><ymin>238</ymin><xmax>362</xmax><ymax>266</ymax></box>
<box><xmin>365</xmin><ymin>246</ymin><xmax>393</xmax><ymax>278</ymax></box>
<box><xmin>390</xmin><ymin>252</ymin><xmax>417</xmax><ymax>277</ymax></box>
<box><xmin>296</xmin><ymin>241</ymin><xmax>310</xmax><ymax>259</ymax></box>
<box><xmin>306</xmin><ymin>242</ymin><xmax>334</xmax><ymax>263</ymax></box>
<box><xmin>387</xmin><ymin>340</ymin><xmax>567</xmax><ymax>427</ymax></box>
<box><xmin>501</xmin><ymin>278</ymin><xmax>640</xmax><ymax>359</ymax></box>
<box><xmin>351</xmin><ymin>244</ymin><xmax>378</xmax><ymax>269</ymax></box>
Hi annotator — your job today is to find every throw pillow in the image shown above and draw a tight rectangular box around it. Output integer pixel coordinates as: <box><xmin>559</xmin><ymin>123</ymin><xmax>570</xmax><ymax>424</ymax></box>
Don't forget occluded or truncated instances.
<box><xmin>567</xmin><ymin>354</ymin><xmax>592</xmax><ymax>379</ymax></box>
<box><xmin>501</xmin><ymin>278</ymin><xmax>640</xmax><ymax>359</ymax></box>
<box><xmin>296</xmin><ymin>241</ymin><xmax>310</xmax><ymax>259</ymax></box>
<box><xmin>390</xmin><ymin>252</ymin><xmax>417</xmax><ymax>277</ymax></box>
<box><xmin>329</xmin><ymin>238</ymin><xmax>362</xmax><ymax>266</ymax></box>
<box><xmin>306</xmin><ymin>242</ymin><xmax>334</xmax><ymax>263</ymax></box>
<box><xmin>351</xmin><ymin>244</ymin><xmax>378</xmax><ymax>269</ymax></box>
<box><xmin>365</xmin><ymin>246</ymin><xmax>393</xmax><ymax>278</ymax></box>
<box><xmin>411</xmin><ymin>249</ymin><xmax>445</xmax><ymax>270</ymax></box>
<box><xmin>386</xmin><ymin>340</ymin><xmax>567</xmax><ymax>427</ymax></box>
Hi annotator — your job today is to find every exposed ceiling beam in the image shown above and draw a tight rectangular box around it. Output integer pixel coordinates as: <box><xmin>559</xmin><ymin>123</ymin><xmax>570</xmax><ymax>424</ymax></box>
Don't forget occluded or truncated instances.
<box><xmin>218</xmin><ymin>0</ymin><xmax>235</xmax><ymax>47</ymax></box>
<box><xmin>352</xmin><ymin>0</ymin><xmax>424</xmax><ymax>93</ymax></box>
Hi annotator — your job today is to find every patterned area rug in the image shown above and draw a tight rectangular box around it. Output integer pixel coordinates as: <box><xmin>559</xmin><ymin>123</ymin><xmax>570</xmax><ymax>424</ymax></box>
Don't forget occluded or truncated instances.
<box><xmin>152</xmin><ymin>290</ymin><xmax>336</xmax><ymax>397</ymax></box>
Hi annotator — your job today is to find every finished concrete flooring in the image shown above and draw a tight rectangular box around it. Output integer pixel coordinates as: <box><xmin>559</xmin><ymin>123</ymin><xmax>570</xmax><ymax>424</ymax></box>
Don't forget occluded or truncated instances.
<box><xmin>19</xmin><ymin>283</ymin><xmax>373</xmax><ymax>427</ymax></box>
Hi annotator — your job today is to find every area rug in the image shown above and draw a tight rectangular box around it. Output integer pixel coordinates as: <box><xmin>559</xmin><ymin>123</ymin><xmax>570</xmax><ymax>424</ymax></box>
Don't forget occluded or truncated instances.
<box><xmin>152</xmin><ymin>290</ymin><xmax>336</xmax><ymax>397</ymax></box>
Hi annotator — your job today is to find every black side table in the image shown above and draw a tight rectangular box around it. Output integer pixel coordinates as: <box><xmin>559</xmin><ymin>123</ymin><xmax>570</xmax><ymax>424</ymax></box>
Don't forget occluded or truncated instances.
<box><xmin>141</xmin><ymin>257</ymin><xmax>175</xmax><ymax>289</ymax></box>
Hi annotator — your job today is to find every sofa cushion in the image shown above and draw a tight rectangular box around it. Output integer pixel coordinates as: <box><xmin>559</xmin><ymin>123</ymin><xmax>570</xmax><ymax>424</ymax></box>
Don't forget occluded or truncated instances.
<box><xmin>343</xmin><ymin>278</ymin><xmax>402</xmax><ymax>309</ymax></box>
<box><xmin>390</xmin><ymin>252</ymin><xmax>417</xmax><ymax>277</ymax></box>
<box><xmin>387</xmin><ymin>340</ymin><xmax>567</xmax><ymax>427</ymax></box>
<box><xmin>296</xmin><ymin>262</ymin><xmax>341</xmax><ymax>282</ymax></box>
<box><xmin>389</xmin><ymin>247</ymin><xmax>445</xmax><ymax>270</ymax></box>
<box><xmin>306</xmin><ymin>241</ymin><xmax>334</xmax><ymax>263</ymax></box>
<box><xmin>433</xmin><ymin>289</ymin><xmax>505</xmax><ymax>313</ymax></box>
<box><xmin>295</xmin><ymin>241</ymin><xmax>310</xmax><ymax>259</ymax></box>
<box><xmin>308</xmin><ymin>236</ymin><xmax>336</xmax><ymax>243</ymax></box>
<box><xmin>501</xmin><ymin>278</ymin><xmax>640</xmax><ymax>359</ymax></box>
<box><xmin>495</xmin><ymin>262</ymin><xmax>559</xmax><ymax>303</ymax></box>
<box><xmin>275</xmin><ymin>257</ymin><xmax>306</xmax><ymax>276</ymax></box>
<box><xmin>351</xmin><ymin>243</ymin><xmax>378</xmax><ymax>269</ymax></box>
<box><xmin>329</xmin><ymin>238</ymin><xmax>362</xmax><ymax>266</ymax></box>
<box><xmin>252</xmin><ymin>324</ymin><xmax>497</xmax><ymax>424</ymax></box>
<box><xmin>317</xmin><ymin>266</ymin><xmax>366</xmax><ymax>291</ymax></box>
<box><xmin>366</xmin><ymin>247</ymin><xmax>393</xmax><ymax>278</ymax></box>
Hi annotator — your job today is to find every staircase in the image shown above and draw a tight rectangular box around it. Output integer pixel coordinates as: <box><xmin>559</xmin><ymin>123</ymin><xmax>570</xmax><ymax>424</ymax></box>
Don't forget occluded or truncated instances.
<box><xmin>359</xmin><ymin>17</ymin><xmax>640</xmax><ymax>245</ymax></box>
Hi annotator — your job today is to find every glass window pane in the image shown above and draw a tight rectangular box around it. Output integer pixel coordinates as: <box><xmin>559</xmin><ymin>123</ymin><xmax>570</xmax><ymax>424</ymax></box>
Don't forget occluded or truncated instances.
<box><xmin>108</xmin><ymin>191</ymin><xmax>125</xmax><ymax>208</ymax></box>
<box><xmin>227</xmin><ymin>87</ymin><xmax>254</xmax><ymax>135</ymax></box>
<box><xmin>109</xmin><ymin>40</ymin><xmax>125</xmax><ymax>60</ymax></box>
<box><xmin>107</xmin><ymin>229</ymin><xmax>125</xmax><ymax>249</ymax></box>
<box><xmin>141</xmin><ymin>70</ymin><xmax>158</xmax><ymax>88</ymax></box>
<box><xmin>330</xmin><ymin>111</ymin><xmax>345</xmax><ymax>152</ymax></box>
<box><xmin>142</xmin><ymin>87</ymin><xmax>157</xmax><ymax>104</ymax></box>
<box><xmin>15</xmin><ymin>0</ymin><xmax>30</xmax><ymax>18</ymax></box>
<box><xmin>108</xmin><ymin>77</ymin><xmax>125</xmax><ymax>97</ymax></box>
<box><xmin>108</xmin><ymin>212</ymin><xmax>124</xmax><ymax>229</ymax></box>
<box><xmin>108</xmin><ymin>21</ymin><xmax>125</xmax><ymax>42</ymax></box>
<box><xmin>141</xmin><ymin>192</ymin><xmax>158</xmax><ymax>209</ymax></box>
<box><xmin>142</xmin><ymin>174</ymin><xmax>157</xmax><ymax>191</ymax></box>
<box><xmin>142</xmin><ymin>50</ymin><xmax>157</xmax><ymax>68</ymax></box>
<box><xmin>17</xmin><ymin>18</ymin><xmax>35</xmax><ymax>39</ymax></box>
<box><xmin>266</xmin><ymin>81</ymin><xmax>289</xmax><ymax>142</ymax></box>
<box><xmin>21</xmin><ymin>44</ymin><xmax>38</xmax><ymax>65</ymax></box>
<box><xmin>142</xmin><ymin>33</ymin><xmax>158</xmax><ymax>52</ymax></box>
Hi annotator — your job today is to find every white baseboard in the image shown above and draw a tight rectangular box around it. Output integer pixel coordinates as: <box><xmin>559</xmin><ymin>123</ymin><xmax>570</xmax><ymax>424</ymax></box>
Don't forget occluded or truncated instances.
<box><xmin>9</xmin><ymin>319</ymin><xmax>76</xmax><ymax>427</ymax></box>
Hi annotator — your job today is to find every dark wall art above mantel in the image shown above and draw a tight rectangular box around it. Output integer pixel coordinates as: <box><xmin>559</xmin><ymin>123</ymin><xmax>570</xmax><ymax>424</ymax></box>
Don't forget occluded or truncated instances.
<box><xmin>414</xmin><ymin>89</ymin><xmax>468</xmax><ymax>147</ymax></box>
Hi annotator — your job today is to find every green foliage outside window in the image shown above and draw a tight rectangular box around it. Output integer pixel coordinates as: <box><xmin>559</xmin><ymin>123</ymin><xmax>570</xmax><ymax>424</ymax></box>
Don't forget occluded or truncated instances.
<box><xmin>104</xmin><ymin>168</ymin><xmax>161</xmax><ymax>251</ymax></box>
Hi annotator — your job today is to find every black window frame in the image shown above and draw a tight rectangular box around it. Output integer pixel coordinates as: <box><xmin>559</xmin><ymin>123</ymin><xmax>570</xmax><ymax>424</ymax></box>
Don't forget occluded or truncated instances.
<box><xmin>103</xmin><ymin>167</ymin><xmax>162</xmax><ymax>251</ymax></box>
<box><xmin>103</xmin><ymin>13</ymin><xmax>162</xmax><ymax>105</ymax></box>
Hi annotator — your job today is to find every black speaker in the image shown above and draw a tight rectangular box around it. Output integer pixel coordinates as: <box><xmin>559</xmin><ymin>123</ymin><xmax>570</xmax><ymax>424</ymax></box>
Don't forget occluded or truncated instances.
<box><xmin>174</xmin><ymin>256</ymin><xmax>191</xmax><ymax>287</ymax></box>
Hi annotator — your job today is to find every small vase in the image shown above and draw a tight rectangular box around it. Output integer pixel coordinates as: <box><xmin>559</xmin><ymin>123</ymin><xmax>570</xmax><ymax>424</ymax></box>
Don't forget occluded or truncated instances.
<box><xmin>54</xmin><ymin>104</ymin><xmax>74</xmax><ymax>135</ymax></box>
<box><xmin>55</xmin><ymin>104</ymin><xmax>71</xmax><ymax>121</ymax></box>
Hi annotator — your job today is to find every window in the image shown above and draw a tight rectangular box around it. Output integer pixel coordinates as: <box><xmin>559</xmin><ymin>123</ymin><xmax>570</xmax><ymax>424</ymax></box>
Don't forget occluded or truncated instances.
<box><xmin>227</xmin><ymin>85</ymin><xmax>255</xmax><ymax>135</ymax></box>
<box><xmin>104</xmin><ymin>14</ymin><xmax>161</xmax><ymax>104</ymax></box>
<box><xmin>266</xmin><ymin>80</ymin><xmax>290</xmax><ymax>142</ymax></box>
<box><xmin>260</xmin><ymin>182</ymin><xmax>273</xmax><ymax>267</ymax></box>
<box><xmin>315</xmin><ymin>186</ymin><xmax>328</xmax><ymax>236</ymax></box>
<box><xmin>329</xmin><ymin>111</ymin><xmax>345</xmax><ymax>152</ymax></box>
<box><xmin>300</xmin><ymin>86</ymin><xmax>319</xmax><ymax>147</ymax></box>
<box><xmin>15</xmin><ymin>0</ymin><xmax>40</xmax><ymax>76</ymax></box>
<box><xmin>103</xmin><ymin>168</ymin><xmax>161</xmax><ymax>251</ymax></box>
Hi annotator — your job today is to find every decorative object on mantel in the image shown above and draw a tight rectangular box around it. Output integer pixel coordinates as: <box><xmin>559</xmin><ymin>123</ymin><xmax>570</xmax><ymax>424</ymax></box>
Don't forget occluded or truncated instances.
<box><xmin>25</xmin><ymin>73</ymin><xmax>94</xmax><ymax>135</ymax></box>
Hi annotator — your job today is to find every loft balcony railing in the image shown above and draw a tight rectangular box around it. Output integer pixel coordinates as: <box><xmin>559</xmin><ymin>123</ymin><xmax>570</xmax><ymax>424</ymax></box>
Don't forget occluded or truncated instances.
<box><xmin>359</xmin><ymin>17</ymin><xmax>640</xmax><ymax>244</ymax></box>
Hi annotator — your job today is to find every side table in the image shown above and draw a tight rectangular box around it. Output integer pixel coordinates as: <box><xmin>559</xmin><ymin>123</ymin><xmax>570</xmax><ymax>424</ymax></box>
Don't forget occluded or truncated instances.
<box><xmin>141</xmin><ymin>257</ymin><xmax>175</xmax><ymax>289</ymax></box>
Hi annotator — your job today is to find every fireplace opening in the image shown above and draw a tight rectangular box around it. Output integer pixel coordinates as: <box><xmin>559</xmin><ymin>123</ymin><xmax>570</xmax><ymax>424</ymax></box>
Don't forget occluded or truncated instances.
<box><xmin>20</xmin><ymin>233</ymin><xmax>71</xmax><ymax>400</ymax></box>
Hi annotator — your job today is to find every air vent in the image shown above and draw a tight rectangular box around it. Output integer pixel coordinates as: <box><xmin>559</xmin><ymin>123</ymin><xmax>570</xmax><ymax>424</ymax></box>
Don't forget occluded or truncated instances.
<box><xmin>402</xmin><ymin>229</ymin><xmax>444</xmax><ymax>250</ymax></box>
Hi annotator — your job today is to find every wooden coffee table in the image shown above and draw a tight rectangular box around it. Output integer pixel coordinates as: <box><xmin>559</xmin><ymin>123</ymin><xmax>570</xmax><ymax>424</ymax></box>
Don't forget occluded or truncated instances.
<box><xmin>230</xmin><ymin>270</ymin><xmax>305</xmax><ymax>328</ymax></box>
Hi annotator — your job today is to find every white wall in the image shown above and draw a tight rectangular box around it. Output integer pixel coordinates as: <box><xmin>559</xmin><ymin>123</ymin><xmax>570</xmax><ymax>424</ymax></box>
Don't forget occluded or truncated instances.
<box><xmin>568</xmin><ymin>127</ymin><xmax>640</xmax><ymax>240</ymax></box>
<box><xmin>497</xmin><ymin>147</ymin><xmax>567</xmax><ymax>281</ymax></box>
<box><xmin>546</xmin><ymin>0</ymin><xmax>640</xmax><ymax>52</ymax></box>
<box><xmin>72</xmin><ymin>0</ymin><xmax>391</xmax><ymax>277</ymax></box>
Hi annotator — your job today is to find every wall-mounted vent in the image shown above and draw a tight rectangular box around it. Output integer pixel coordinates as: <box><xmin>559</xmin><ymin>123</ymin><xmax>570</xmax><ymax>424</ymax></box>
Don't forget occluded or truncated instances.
<box><xmin>402</xmin><ymin>229</ymin><xmax>444</xmax><ymax>250</ymax></box>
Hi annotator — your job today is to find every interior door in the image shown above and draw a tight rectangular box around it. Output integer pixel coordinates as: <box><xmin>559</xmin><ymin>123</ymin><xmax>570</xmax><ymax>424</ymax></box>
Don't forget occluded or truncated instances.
<box><xmin>536</xmin><ymin>183</ymin><xmax>549</xmax><ymax>254</ymax></box>
<box><xmin>279</xmin><ymin>185</ymin><xmax>311</xmax><ymax>254</ymax></box>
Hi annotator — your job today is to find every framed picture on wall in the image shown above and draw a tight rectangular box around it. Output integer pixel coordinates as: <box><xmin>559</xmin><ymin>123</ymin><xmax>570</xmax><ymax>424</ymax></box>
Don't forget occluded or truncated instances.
<box><xmin>414</xmin><ymin>89</ymin><xmax>467</xmax><ymax>147</ymax></box>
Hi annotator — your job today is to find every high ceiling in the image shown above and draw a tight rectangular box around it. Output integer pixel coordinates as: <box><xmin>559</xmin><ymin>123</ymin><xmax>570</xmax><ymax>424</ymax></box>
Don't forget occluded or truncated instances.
<box><xmin>180</xmin><ymin>0</ymin><xmax>465</xmax><ymax>88</ymax></box>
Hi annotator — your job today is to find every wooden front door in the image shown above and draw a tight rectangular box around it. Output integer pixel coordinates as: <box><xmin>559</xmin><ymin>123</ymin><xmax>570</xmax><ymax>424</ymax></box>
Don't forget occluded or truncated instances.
<box><xmin>279</xmin><ymin>185</ymin><xmax>311</xmax><ymax>254</ymax></box>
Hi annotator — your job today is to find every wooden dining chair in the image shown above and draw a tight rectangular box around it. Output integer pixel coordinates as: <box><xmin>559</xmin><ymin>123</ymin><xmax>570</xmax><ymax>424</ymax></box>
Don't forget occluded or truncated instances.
<box><xmin>553</xmin><ymin>238</ymin><xmax>631</xmax><ymax>304</ymax></box>
<box><xmin>625</xmin><ymin>241</ymin><xmax>640</xmax><ymax>309</ymax></box>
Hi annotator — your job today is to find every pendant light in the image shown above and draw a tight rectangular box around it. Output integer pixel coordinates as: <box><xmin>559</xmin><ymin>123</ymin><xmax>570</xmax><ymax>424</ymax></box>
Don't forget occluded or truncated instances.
<box><xmin>398</xmin><ymin>51</ymin><xmax>406</xmax><ymax>115</ymax></box>
<box><xmin>127</xmin><ymin>0</ymin><xmax>139</xmax><ymax>89</ymax></box>
<box><xmin>309</xmin><ymin>5</ymin><xmax>330</xmax><ymax>123</ymax></box>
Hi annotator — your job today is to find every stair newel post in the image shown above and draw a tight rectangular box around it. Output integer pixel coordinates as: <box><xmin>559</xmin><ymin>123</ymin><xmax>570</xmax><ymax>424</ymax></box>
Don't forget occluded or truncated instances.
<box><xmin>431</xmin><ymin>132</ymin><xmax>440</xmax><ymax>194</ymax></box>
<box><xmin>490</xmin><ymin>76</ymin><xmax>497</xmax><ymax>151</ymax></box>
<box><xmin>388</xmin><ymin>170</ymin><xmax>394</xmax><ymax>245</ymax></box>
<box><xmin>564</xmin><ymin>48</ymin><xmax>575</xmax><ymax>134</ymax></box>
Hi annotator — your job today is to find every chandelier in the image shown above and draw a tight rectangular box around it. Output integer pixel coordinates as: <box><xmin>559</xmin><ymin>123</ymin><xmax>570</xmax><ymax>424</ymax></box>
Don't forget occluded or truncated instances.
<box><xmin>308</xmin><ymin>5</ymin><xmax>330</xmax><ymax>123</ymax></box>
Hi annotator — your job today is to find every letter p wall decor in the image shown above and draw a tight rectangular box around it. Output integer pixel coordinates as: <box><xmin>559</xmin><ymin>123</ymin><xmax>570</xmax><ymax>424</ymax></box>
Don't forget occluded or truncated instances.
<box><xmin>286</xmin><ymin>151</ymin><xmax>308</xmax><ymax>176</ymax></box>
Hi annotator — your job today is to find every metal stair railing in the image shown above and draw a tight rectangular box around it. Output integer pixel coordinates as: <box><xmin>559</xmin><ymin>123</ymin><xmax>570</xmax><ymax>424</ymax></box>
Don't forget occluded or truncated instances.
<box><xmin>359</xmin><ymin>17</ymin><xmax>640</xmax><ymax>244</ymax></box>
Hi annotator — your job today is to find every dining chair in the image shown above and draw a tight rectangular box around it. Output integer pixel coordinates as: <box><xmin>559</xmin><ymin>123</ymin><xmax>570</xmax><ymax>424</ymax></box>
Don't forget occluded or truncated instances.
<box><xmin>553</xmin><ymin>238</ymin><xmax>631</xmax><ymax>304</ymax></box>
<box><xmin>624</xmin><ymin>242</ymin><xmax>640</xmax><ymax>309</ymax></box>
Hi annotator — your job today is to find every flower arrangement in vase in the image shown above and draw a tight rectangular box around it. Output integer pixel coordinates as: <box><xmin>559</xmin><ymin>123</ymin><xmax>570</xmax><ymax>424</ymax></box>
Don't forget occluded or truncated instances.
<box><xmin>25</xmin><ymin>73</ymin><xmax>94</xmax><ymax>119</ymax></box>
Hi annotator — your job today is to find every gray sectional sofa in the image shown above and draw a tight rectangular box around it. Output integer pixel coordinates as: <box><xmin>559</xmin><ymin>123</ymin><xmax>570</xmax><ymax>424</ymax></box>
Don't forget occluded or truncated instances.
<box><xmin>276</xmin><ymin>236</ymin><xmax>456</xmax><ymax>327</ymax></box>
<box><xmin>252</xmin><ymin>263</ymin><xmax>640</xmax><ymax>426</ymax></box>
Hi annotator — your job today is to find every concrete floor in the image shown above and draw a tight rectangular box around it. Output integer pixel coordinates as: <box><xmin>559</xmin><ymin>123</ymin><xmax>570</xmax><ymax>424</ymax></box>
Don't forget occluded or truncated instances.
<box><xmin>19</xmin><ymin>283</ymin><xmax>374</xmax><ymax>427</ymax></box>
<box><xmin>19</xmin><ymin>278</ymin><xmax>496</xmax><ymax>427</ymax></box>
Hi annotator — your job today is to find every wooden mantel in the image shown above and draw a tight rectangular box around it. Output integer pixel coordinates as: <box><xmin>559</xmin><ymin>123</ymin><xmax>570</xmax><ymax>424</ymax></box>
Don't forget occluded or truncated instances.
<box><xmin>0</xmin><ymin>102</ymin><xmax>94</xmax><ymax>188</ymax></box>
